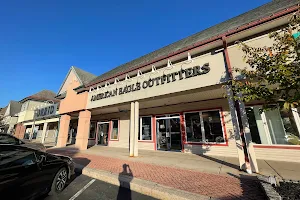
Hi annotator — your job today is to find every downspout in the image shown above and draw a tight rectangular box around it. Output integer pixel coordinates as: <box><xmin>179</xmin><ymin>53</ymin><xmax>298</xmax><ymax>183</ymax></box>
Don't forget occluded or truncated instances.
<box><xmin>222</xmin><ymin>36</ymin><xmax>252</xmax><ymax>174</ymax></box>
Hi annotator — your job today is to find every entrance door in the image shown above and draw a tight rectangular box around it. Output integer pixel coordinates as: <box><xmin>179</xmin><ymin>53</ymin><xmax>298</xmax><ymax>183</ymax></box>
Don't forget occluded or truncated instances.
<box><xmin>97</xmin><ymin>122</ymin><xmax>110</xmax><ymax>146</ymax></box>
<box><xmin>156</xmin><ymin>115</ymin><xmax>182</xmax><ymax>151</ymax></box>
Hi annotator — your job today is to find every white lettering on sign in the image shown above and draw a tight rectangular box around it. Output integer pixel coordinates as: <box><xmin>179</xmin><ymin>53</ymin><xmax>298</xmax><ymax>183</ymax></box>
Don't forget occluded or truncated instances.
<box><xmin>35</xmin><ymin>104</ymin><xmax>58</xmax><ymax>119</ymax></box>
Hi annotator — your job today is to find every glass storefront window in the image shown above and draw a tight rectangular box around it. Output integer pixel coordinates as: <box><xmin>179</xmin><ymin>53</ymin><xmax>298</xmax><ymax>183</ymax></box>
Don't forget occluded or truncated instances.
<box><xmin>185</xmin><ymin>112</ymin><xmax>202</xmax><ymax>142</ymax></box>
<box><xmin>184</xmin><ymin>110</ymin><xmax>224</xmax><ymax>143</ymax></box>
<box><xmin>246</xmin><ymin>106</ymin><xmax>300</xmax><ymax>145</ymax></box>
<box><xmin>139</xmin><ymin>117</ymin><xmax>152</xmax><ymax>140</ymax></box>
<box><xmin>110</xmin><ymin>120</ymin><xmax>119</xmax><ymax>140</ymax></box>
<box><xmin>202</xmin><ymin>111</ymin><xmax>224</xmax><ymax>143</ymax></box>
<box><xmin>89</xmin><ymin>122</ymin><xmax>96</xmax><ymax>139</ymax></box>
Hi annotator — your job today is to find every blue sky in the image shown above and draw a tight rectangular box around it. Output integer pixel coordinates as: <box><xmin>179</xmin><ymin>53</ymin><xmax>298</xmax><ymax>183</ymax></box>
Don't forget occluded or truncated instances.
<box><xmin>0</xmin><ymin>0</ymin><xmax>270</xmax><ymax>107</ymax></box>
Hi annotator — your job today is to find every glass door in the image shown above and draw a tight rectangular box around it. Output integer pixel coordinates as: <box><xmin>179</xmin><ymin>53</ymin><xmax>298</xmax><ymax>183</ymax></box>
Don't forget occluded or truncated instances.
<box><xmin>97</xmin><ymin>122</ymin><xmax>110</xmax><ymax>146</ymax></box>
<box><xmin>156</xmin><ymin>115</ymin><xmax>181</xmax><ymax>151</ymax></box>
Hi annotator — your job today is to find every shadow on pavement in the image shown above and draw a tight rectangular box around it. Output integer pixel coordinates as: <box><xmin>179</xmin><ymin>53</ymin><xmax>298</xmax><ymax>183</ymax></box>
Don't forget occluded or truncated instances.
<box><xmin>117</xmin><ymin>164</ymin><xmax>133</xmax><ymax>200</ymax></box>
<box><xmin>216</xmin><ymin>173</ymin><xmax>267</xmax><ymax>200</ymax></box>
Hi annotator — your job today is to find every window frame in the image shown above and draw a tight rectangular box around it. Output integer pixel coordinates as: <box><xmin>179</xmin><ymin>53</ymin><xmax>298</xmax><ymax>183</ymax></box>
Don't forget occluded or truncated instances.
<box><xmin>89</xmin><ymin>121</ymin><xmax>97</xmax><ymax>139</ymax></box>
<box><xmin>245</xmin><ymin>105</ymin><xmax>300</xmax><ymax>147</ymax></box>
<box><xmin>183</xmin><ymin>109</ymin><xmax>226</xmax><ymax>145</ymax></box>
<box><xmin>110</xmin><ymin>119</ymin><xmax>119</xmax><ymax>141</ymax></box>
<box><xmin>138</xmin><ymin>116</ymin><xmax>153</xmax><ymax>142</ymax></box>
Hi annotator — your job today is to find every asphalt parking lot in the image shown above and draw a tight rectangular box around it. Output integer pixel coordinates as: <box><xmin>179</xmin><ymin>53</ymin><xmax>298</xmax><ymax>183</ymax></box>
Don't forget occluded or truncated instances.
<box><xmin>40</xmin><ymin>173</ymin><xmax>156</xmax><ymax>200</ymax></box>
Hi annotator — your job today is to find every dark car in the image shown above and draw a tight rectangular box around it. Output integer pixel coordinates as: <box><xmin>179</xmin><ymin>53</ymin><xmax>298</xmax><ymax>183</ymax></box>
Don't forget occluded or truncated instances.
<box><xmin>0</xmin><ymin>133</ymin><xmax>46</xmax><ymax>152</ymax></box>
<box><xmin>0</xmin><ymin>145</ymin><xmax>75</xmax><ymax>200</ymax></box>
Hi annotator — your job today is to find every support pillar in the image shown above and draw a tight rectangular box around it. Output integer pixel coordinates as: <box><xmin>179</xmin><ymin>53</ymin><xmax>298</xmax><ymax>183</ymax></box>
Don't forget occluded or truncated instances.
<box><xmin>75</xmin><ymin>110</ymin><xmax>91</xmax><ymax>150</ymax></box>
<box><xmin>226</xmin><ymin>88</ymin><xmax>247</xmax><ymax>171</ymax></box>
<box><xmin>15</xmin><ymin>123</ymin><xmax>25</xmax><ymax>139</ymax></box>
<box><xmin>56</xmin><ymin>114</ymin><xmax>71</xmax><ymax>147</ymax></box>
<box><xmin>133</xmin><ymin>101</ymin><xmax>139</xmax><ymax>157</ymax></box>
<box><xmin>41</xmin><ymin>122</ymin><xmax>48</xmax><ymax>144</ymax></box>
<box><xmin>129</xmin><ymin>102</ymin><xmax>135</xmax><ymax>157</ymax></box>
<box><xmin>239</xmin><ymin>101</ymin><xmax>259</xmax><ymax>173</ymax></box>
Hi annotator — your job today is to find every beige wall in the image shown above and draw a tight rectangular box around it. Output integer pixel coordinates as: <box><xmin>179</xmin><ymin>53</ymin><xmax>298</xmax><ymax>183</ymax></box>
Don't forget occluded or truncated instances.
<box><xmin>92</xmin><ymin>112</ymin><xmax>130</xmax><ymax>149</ymax></box>
<box><xmin>227</xmin><ymin>33</ymin><xmax>274</xmax><ymax>77</ymax></box>
<box><xmin>87</xmin><ymin>51</ymin><xmax>227</xmax><ymax>109</ymax></box>
<box><xmin>254</xmin><ymin>147</ymin><xmax>300</xmax><ymax>163</ymax></box>
<box><xmin>18</xmin><ymin>100</ymin><xmax>54</xmax><ymax>123</ymax></box>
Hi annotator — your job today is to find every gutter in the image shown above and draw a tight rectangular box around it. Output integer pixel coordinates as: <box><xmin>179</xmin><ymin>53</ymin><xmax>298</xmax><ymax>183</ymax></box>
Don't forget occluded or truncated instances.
<box><xmin>80</xmin><ymin>4</ymin><xmax>299</xmax><ymax>91</ymax></box>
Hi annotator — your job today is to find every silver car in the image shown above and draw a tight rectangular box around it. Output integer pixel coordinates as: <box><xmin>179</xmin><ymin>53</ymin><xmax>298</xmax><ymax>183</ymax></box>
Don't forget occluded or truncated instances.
<box><xmin>0</xmin><ymin>133</ymin><xmax>46</xmax><ymax>152</ymax></box>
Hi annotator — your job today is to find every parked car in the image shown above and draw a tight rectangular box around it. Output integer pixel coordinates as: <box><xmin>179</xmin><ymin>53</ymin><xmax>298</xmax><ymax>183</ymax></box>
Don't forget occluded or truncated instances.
<box><xmin>0</xmin><ymin>133</ymin><xmax>46</xmax><ymax>152</ymax></box>
<box><xmin>0</xmin><ymin>144</ymin><xmax>75</xmax><ymax>200</ymax></box>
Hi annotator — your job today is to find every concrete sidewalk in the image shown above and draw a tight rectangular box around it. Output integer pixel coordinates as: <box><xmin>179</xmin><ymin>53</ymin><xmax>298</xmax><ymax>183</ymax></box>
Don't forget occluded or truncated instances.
<box><xmin>48</xmin><ymin>146</ymin><xmax>268</xmax><ymax>199</ymax></box>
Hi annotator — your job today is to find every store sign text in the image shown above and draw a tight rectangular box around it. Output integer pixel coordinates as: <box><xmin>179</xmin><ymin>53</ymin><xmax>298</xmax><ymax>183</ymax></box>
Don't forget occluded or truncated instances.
<box><xmin>35</xmin><ymin>104</ymin><xmax>58</xmax><ymax>119</ymax></box>
<box><xmin>91</xmin><ymin>64</ymin><xmax>210</xmax><ymax>102</ymax></box>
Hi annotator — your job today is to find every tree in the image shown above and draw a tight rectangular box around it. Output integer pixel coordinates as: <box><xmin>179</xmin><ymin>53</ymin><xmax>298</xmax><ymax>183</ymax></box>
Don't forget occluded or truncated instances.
<box><xmin>228</xmin><ymin>11</ymin><xmax>300</xmax><ymax>111</ymax></box>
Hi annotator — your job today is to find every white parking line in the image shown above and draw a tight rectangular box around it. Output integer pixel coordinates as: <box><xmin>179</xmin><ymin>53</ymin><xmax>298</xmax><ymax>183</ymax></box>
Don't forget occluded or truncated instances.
<box><xmin>69</xmin><ymin>179</ymin><xmax>96</xmax><ymax>200</ymax></box>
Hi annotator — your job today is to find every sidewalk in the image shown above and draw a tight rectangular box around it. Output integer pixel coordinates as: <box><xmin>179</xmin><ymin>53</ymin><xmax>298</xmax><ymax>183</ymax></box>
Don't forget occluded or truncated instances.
<box><xmin>48</xmin><ymin>146</ymin><xmax>268</xmax><ymax>199</ymax></box>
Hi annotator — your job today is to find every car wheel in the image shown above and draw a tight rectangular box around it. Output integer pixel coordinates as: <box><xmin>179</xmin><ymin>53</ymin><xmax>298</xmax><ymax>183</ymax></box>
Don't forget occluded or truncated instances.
<box><xmin>49</xmin><ymin>167</ymin><xmax>68</xmax><ymax>195</ymax></box>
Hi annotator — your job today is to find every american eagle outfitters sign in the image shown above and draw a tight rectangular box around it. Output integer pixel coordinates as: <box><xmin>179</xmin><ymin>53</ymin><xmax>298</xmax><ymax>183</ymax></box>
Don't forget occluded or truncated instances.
<box><xmin>90</xmin><ymin>64</ymin><xmax>210</xmax><ymax>102</ymax></box>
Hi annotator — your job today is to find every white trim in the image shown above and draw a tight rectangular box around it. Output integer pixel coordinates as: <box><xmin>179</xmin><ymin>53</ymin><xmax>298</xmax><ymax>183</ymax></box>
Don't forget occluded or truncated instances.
<box><xmin>138</xmin><ymin>116</ymin><xmax>153</xmax><ymax>141</ymax></box>
<box><xmin>57</xmin><ymin>66</ymin><xmax>83</xmax><ymax>95</ymax></box>
<box><xmin>292</xmin><ymin>108</ymin><xmax>300</xmax><ymax>134</ymax></box>
<box><xmin>110</xmin><ymin>119</ymin><xmax>119</xmax><ymax>140</ymax></box>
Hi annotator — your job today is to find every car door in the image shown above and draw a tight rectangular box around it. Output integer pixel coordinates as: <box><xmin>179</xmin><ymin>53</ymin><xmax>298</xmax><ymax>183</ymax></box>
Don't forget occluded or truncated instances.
<box><xmin>0</xmin><ymin>145</ymin><xmax>41</xmax><ymax>200</ymax></box>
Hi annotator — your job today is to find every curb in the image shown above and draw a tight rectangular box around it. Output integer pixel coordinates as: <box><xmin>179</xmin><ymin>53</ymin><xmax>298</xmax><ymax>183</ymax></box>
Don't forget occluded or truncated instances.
<box><xmin>257</xmin><ymin>176</ymin><xmax>282</xmax><ymax>200</ymax></box>
<box><xmin>78</xmin><ymin>165</ymin><xmax>214</xmax><ymax>200</ymax></box>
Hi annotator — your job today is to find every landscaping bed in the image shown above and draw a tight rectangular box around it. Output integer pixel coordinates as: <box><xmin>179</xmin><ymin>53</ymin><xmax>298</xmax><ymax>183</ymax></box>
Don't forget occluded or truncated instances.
<box><xmin>274</xmin><ymin>181</ymin><xmax>300</xmax><ymax>200</ymax></box>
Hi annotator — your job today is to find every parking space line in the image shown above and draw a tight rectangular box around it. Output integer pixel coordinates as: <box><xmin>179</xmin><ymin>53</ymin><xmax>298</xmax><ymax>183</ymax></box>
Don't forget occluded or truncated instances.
<box><xmin>69</xmin><ymin>179</ymin><xmax>96</xmax><ymax>200</ymax></box>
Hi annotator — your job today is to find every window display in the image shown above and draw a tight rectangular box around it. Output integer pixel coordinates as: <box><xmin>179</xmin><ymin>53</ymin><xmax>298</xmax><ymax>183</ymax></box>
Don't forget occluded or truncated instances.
<box><xmin>110</xmin><ymin>120</ymin><xmax>119</xmax><ymax>140</ymax></box>
<box><xmin>139</xmin><ymin>117</ymin><xmax>152</xmax><ymax>140</ymax></box>
<box><xmin>184</xmin><ymin>110</ymin><xmax>224</xmax><ymax>143</ymax></box>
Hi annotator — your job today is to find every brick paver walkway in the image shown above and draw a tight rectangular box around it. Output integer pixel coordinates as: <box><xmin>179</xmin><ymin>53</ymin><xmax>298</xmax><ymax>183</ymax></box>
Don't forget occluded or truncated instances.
<box><xmin>49</xmin><ymin>149</ymin><xmax>265</xmax><ymax>200</ymax></box>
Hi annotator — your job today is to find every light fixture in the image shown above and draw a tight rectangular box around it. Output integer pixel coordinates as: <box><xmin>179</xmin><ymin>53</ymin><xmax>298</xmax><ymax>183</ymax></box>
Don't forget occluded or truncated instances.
<box><xmin>186</xmin><ymin>52</ymin><xmax>193</xmax><ymax>63</ymax></box>
<box><xmin>166</xmin><ymin>59</ymin><xmax>173</xmax><ymax>69</ymax></box>
<box><xmin>125</xmin><ymin>74</ymin><xmax>131</xmax><ymax>81</ymax></box>
<box><xmin>114</xmin><ymin>78</ymin><xmax>119</xmax><ymax>84</ymax></box>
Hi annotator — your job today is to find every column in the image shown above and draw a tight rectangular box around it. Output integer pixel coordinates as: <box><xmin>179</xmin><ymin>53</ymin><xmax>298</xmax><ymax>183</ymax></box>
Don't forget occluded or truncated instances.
<box><xmin>75</xmin><ymin>110</ymin><xmax>91</xmax><ymax>150</ymax></box>
<box><xmin>15</xmin><ymin>123</ymin><xmax>25</xmax><ymax>139</ymax></box>
<box><xmin>129</xmin><ymin>102</ymin><xmax>135</xmax><ymax>157</ymax></box>
<box><xmin>239</xmin><ymin>101</ymin><xmax>259</xmax><ymax>173</ymax></box>
<box><xmin>41</xmin><ymin>122</ymin><xmax>48</xmax><ymax>144</ymax></box>
<box><xmin>56</xmin><ymin>114</ymin><xmax>71</xmax><ymax>147</ymax></box>
<box><xmin>133</xmin><ymin>101</ymin><xmax>139</xmax><ymax>157</ymax></box>
<box><xmin>226</xmin><ymin>87</ymin><xmax>247</xmax><ymax>171</ymax></box>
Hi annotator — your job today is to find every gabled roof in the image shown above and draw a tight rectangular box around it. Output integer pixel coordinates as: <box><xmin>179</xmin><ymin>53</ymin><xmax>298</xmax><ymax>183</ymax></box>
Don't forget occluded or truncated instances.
<box><xmin>0</xmin><ymin>101</ymin><xmax>21</xmax><ymax>117</ymax></box>
<box><xmin>57</xmin><ymin>66</ymin><xmax>96</xmax><ymax>95</ymax></box>
<box><xmin>20</xmin><ymin>90</ymin><xmax>58</xmax><ymax>103</ymax></box>
<box><xmin>86</xmin><ymin>0</ymin><xmax>299</xmax><ymax>87</ymax></box>
<box><xmin>8</xmin><ymin>100</ymin><xmax>21</xmax><ymax>116</ymax></box>
<box><xmin>0</xmin><ymin>106</ymin><xmax>8</xmax><ymax>116</ymax></box>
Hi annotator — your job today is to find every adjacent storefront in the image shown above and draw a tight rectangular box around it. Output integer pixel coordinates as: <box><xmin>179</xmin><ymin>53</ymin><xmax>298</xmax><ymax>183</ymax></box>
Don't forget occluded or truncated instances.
<box><xmin>22</xmin><ymin>103</ymin><xmax>60</xmax><ymax>146</ymax></box>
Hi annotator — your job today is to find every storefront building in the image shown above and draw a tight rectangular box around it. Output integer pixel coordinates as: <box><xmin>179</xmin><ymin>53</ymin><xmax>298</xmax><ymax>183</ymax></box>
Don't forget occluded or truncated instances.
<box><xmin>0</xmin><ymin>101</ymin><xmax>21</xmax><ymax>134</ymax></box>
<box><xmin>56</xmin><ymin>0</ymin><xmax>300</xmax><ymax>172</ymax></box>
<box><xmin>15</xmin><ymin>90</ymin><xmax>60</xmax><ymax>147</ymax></box>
